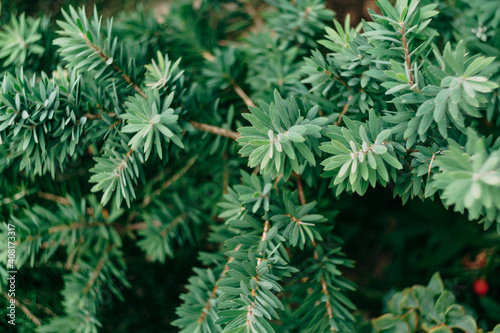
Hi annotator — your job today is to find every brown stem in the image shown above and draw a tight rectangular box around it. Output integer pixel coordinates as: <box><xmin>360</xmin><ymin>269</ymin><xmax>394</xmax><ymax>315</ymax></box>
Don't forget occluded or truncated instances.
<box><xmin>128</xmin><ymin>221</ymin><xmax>160</xmax><ymax>230</ymax></box>
<box><xmin>0</xmin><ymin>189</ymin><xmax>32</xmax><ymax>206</ymax></box>
<box><xmin>142</xmin><ymin>155</ymin><xmax>199</xmax><ymax>207</ymax></box>
<box><xmin>321</xmin><ymin>275</ymin><xmax>336</xmax><ymax>332</ymax></box>
<box><xmin>65</xmin><ymin>248</ymin><xmax>78</xmax><ymax>270</ymax></box>
<box><xmin>256</xmin><ymin>220</ymin><xmax>270</xmax><ymax>266</ymax></box>
<box><xmin>243</xmin><ymin>0</ymin><xmax>265</xmax><ymax>33</ymax></box>
<box><xmin>160</xmin><ymin>214</ymin><xmax>187</xmax><ymax>238</ymax></box>
<box><xmin>82</xmin><ymin>113</ymin><xmax>101</xmax><ymax>120</ymax></box>
<box><xmin>190</xmin><ymin>121</ymin><xmax>240</xmax><ymax>140</ymax></box>
<box><xmin>38</xmin><ymin>192</ymin><xmax>71</xmax><ymax>206</ymax></box>
<box><xmin>82</xmin><ymin>246</ymin><xmax>112</xmax><ymax>295</ymax></box>
<box><xmin>323</xmin><ymin>70</ymin><xmax>351</xmax><ymax>90</ymax></box>
<box><xmin>334</xmin><ymin>95</ymin><xmax>353</xmax><ymax>126</ymax></box>
<box><xmin>82</xmin><ymin>112</ymin><xmax>116</xmax><ymax>120</ymax></box>
<box><xmin>400</xmin><ymin>24</ymin><xmax>420</xmax><ymax>93</ymax></box>
<box><xmin>230</xmin><ymin>79</ymin><xmax>256</xmax><ymax>108</ymax></box>
<box><xmin>127</xmin><ymin>156</ymin><xmax>198</xmax><ymax>224</ymax></box>
<box><xmin>47</xmin><ymin>221</ymin><xmax>105</xmax><ymax>234</ymax></box>
<box><xmin>129</xmin><ymin>214</ymin><xmax>186</xmax><ymax>236</ymax></box>
<box><xmin>21</xmin><ymin>298</ymin><xmax>57</xmax><ymax>318</ymax></box>
<box><xmin>223</xmin><ymin>151</ymin><xmax>230</xmax><ymax>194</ymax></box>
<box><xmin>249</xmin><ymin>219</ymin><xmax>271</xmax><ymax>299</ymax></box>
<box><xmin>117</xmin><ymin>148</ymin><xmax>134</xmax><ymax>174</ymax></box>
<box><xmin>295</xmin><ymin>174</ymin><xmax>306</xmax><ymax>206</ymax></box>
<box><xmin>80</xmin><ymin>33</ymin><xmax>147</xmax><ymax>98</ymax></box>
<box><xmin>2</xmin><ymin>292</ymin><xmax>41</xmax><ymax>327</ymax></box>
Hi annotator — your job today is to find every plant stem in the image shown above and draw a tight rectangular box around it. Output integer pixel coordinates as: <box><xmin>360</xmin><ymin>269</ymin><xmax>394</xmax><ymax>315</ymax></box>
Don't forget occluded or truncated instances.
<box><xmin>80</xmin><ymin>33</ymin><xmax>147</xmax><ymax>98</ymax></box>
<box><xmin>334</xmin><ymin>95</ymin><xmax>353</xmax><ymax>126</ymax></box>
<box><xmin>142</xmin><ymin>155</ymin><xmax>199</xmax><ymax>207</ymax></box>
<box><xmin>2</xmin><ymin>291</ymin><xmax>41</xmax><ymax>327</ymax></box>
<box><xmin>198</xmin><ymin>244</ymin><xmax>242</xmax><ymax>324</ymax></box>
<box><xmin>230</xmin><ymin>79</ymin><xmax>256</xmax><ymax>107</ymax></box>
<box><xmin>321</xmin><ymin>275</ymin><xmax>336</xmax><ymax>332</ymax></box>
<box><xmin>295</xmin><ymin>174</ymin><xmax>306</xmax><ymax>206</ymax></box>
<box><xmin>0</xmin><ymin>189</ymin><xmax>35</xmax><ymax>206</ymax></box>
<box><xmin>38</xmin><ymin>192</ymin><xmax>71</xmax><ymax>206</ymax></box>
<box><xmin>190</xmin><ymin>121</ymin><xmax>240</xmax><ymax>140</ymax></box>
<box><xmin>82</xmin><ymin>246</ymin><xmax>112</xmax><ymax>295</ymax></box>
<box><xmin>296</xmin><ymin>177</ymin><xmax>336</xmax><ymax>332</ymax></box>
<box><xmin>256</xmin><ymin>220</ymin><xmax>270</xmax><ymax>266</ymax></box>
<box><xmin>400</xmin><ymin>23</ymin><xmax>420</xmax><ymax>93</ymax></box>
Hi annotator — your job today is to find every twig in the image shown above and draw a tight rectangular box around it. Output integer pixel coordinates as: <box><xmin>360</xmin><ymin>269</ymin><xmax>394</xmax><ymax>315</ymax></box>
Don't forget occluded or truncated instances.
<box><xmin>242</xmin><ymin>0</ymin><xmax>265</xmax><ymax>33</ymax></box>
<box><xmin>2</xmin><ymin>292</ymin><xmax>41</xmax><ymax>327</ymax></box>
<box><xmin>47</xmin><ymin>221</ymin><xmax>105</xmax><ymax>234</ymax></box>
<box><xmin>80</xmin><ymin>33</ymin><xmax>147</xmax><ymax>98</ymax></box>
<box><xmin>295</xmin><ymin>174</ymin><xmax>306</xmax><ymax>206</ymax></box>
<box><xmin>0</xmin><ymin>189</ymin><xmax>34</xmax><ymax>206</ymax></box>
<box><xmin>295</xmin><ymin>179</ymin><xmax>336</xmax><ymax>332</ymax></box>
<box><xmin>38</xmin><ymin>192</ymin><xmax>71</xmax><ymax>206</ymax></box>
<box><xmin>426</xmin><ymin>150</ymin><xmax>442</xmax><ymax>181</ymax></box>
<box><xmin>334</xmin><ymin>95</ymin><xmax>353</xmax><ymax>126</ymax></box>
<box><xmin>190</xmin><ymin>121</ymin><xmax>240</xmax><ymax>140</ymax></box>
<box><xmin>321</xmin><ymin>275</ymin><xmax>336</xmax><ymax>332</ymax></box>
<box><xmin>230</xmin><ymin>79</ymin><xmax>256</xmax><ymax>108</ymax></box>
<box><xmin>117</xmin><ymin>148</ymin><xmax>134</xmax><ymax>173</ymax></box>
<box><xmin>142</xmin><ymin>155</ymin><xmax>199</xmax><ymax>207</ymax></box>
<box><xmin>256</xmin><ymin>220</ymin><xmax>270</xmax><ymax>266</ymax></box>
<box><xmin>127</xmin><ymin>156</ymin><xmax>199</xmax><ymax>224</ymax></box>
<box><xmin>160</xmin><ymin>214</ymin><xmax>188</xmax><ymax>238</ymax></box>
<box><xmin>21</xmin><ymin>298</ymin><xmax>57</xmax><ymax>318</ymax></box>
<box><xmin>82</xmin><ymin>112</ymin><xmax>116</xmax><ymax>120</ymax></box>
<box><xmin>400</xmin><ymin>23</ymin><xmax>420</xmax><ymax>93</ymax></box>
<box><xmin>128</xmin><ymin>220</ymin><xmax>162</xmax><ymax>231</ymax></box>
<box><xmin>83</xmin><ymin>26</ymin><xmax>245</xmax><ymax>144</ymax></box>
<box><xmin>82</xmin><ymin>246</ymin><xmax>112</xmax><ymax>295</ymax></box>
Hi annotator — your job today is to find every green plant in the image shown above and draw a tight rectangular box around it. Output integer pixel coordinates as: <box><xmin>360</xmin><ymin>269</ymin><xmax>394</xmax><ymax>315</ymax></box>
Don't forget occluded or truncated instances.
<box><xmin>372</xmin><ymin>272</ymin><xmax>491</xmax><ymax>333</ymax></box>
<box><xmin>0</xmin><ymin>0</ymin><xmax>499</xmax><ymax>332</ymax></box>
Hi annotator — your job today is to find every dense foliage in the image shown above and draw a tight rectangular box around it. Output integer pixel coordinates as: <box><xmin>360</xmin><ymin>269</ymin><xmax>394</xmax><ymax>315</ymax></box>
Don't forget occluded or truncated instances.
<box><xmin>0</xmin><ymin>0</ymin><xmax>499</xmax><ymax>332</ymax></box>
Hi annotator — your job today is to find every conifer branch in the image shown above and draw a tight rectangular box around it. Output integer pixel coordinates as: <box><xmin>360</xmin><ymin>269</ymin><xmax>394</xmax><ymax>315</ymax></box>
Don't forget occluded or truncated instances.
<box><xmin>295</xmin><ymin>176</ymin><xmax>337</xmax><ymax>332</ymax></box>
<box><xmin>82</xmin><ymin>246</ymin><xmax>112</xmax><ymax>295</ymax></box>
<box><xmin>248</xmin><ymin>220</ymin><xmax>271</xmax><ymax>325</ymax></box>
<box><xmin>79</xmin><ymin>33</ymin><xmax>147</xmax><ymax>98</ymax></box>
<box><xmin>198</xmin><ymin>244</ymin><xmax>242</xmax><ymax>324</ymax></box>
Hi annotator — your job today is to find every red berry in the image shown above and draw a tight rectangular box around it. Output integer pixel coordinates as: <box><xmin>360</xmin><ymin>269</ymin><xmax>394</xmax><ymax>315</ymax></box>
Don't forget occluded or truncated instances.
<box><xmin>473</xmin><ymin>278</ymin><xmax>489</xmax><ymax>296</ymax></box>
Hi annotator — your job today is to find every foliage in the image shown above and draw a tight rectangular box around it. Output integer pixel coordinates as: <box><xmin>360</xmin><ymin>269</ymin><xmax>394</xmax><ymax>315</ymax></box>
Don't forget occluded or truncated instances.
<box><xmin>372</xmin><ymin>272</ymin><xmax>480</xmax><ymax>333</ymax></box>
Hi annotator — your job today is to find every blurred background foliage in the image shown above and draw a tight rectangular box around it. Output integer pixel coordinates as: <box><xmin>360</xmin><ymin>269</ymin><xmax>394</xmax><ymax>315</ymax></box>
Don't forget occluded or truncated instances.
<box><xmin>0</xmin><ymin>0</ymin><xmax>499</xmax><ymax>332</ymax></box>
